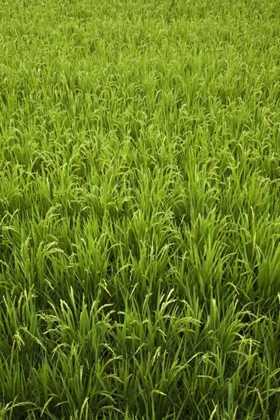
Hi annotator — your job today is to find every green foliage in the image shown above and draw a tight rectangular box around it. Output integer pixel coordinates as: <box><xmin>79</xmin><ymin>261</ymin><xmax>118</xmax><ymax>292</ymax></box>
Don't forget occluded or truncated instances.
<box><xmin>0</xmin><ymin>0</ymin><xmax>280</xmax><ymax>418</ymax></box>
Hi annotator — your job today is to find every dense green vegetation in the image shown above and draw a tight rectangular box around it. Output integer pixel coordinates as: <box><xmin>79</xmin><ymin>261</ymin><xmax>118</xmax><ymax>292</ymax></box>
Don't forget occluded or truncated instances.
<box><xmin>0</xmin><ymin>0</ymin><xmax>280</xmax><ymax>418</ymax></box>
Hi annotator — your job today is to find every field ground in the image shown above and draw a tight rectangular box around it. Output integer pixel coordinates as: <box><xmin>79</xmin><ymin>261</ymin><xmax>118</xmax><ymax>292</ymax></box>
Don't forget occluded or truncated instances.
<box><xmin>0</xmin><ymin>0</ymin><xmax>280</xmax><ymax>419</ymax></box>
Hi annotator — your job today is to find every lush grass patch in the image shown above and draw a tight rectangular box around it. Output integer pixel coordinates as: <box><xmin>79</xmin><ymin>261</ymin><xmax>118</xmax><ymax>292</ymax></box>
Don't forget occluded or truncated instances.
<box><xmin>0</xmin><ymin>0</ymin><xmax>280</xmax><ymax>418</ymax></box>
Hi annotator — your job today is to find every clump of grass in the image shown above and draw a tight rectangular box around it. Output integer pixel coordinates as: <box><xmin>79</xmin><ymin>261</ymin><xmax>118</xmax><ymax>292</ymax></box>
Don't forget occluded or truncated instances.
<box><xmin>0</xmin><ymin>0</ymin><xmax>280</xmax><ymax>418</ymax></box>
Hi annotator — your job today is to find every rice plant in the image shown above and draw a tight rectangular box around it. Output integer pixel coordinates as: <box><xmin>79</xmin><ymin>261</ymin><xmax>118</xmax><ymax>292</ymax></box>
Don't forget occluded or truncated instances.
<box><xmin>0</xmin><ymin>0</ymin><xmax>280</xmax><ymax>418</ymax></box>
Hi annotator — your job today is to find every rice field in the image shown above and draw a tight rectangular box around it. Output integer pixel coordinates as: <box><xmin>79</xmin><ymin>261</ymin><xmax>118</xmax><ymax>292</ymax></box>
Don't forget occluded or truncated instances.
<box><xmin>0</xmin><ymin>0</ymin><xmax>280</xmax><ymax>418</ymax></box>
